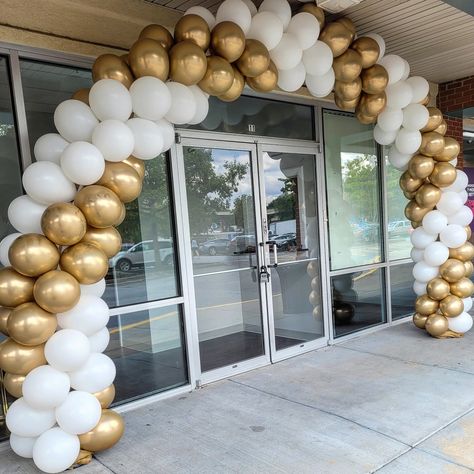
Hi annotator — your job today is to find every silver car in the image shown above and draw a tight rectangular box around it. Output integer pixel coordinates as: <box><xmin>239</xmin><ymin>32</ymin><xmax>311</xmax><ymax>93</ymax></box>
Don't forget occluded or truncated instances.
<box><xmin>109</xmin><ymin>240</ymin><xmax>173</xmax><ymax>272</ymax></box>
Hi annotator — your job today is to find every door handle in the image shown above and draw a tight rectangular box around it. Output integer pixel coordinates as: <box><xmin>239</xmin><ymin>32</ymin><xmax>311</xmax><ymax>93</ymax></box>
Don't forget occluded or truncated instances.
<box><xmin>266</xmin><ymin>240</ymin><xmax>278</xmax><ymax>268</ymax></box>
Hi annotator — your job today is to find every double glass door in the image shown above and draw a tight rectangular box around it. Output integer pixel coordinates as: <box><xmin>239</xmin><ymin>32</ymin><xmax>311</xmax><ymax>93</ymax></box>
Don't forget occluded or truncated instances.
<box><xmin>177</xmin><ymin>137</ymin><xmax>326</xmax><ymax>382</ymax></box>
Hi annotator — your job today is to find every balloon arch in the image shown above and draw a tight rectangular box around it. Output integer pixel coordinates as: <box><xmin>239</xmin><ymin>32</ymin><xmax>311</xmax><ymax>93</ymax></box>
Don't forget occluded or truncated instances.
<box><xmin>0</xmin><ymin>0</ymin><xmax>473</xmax><ymax>471</ymax></box>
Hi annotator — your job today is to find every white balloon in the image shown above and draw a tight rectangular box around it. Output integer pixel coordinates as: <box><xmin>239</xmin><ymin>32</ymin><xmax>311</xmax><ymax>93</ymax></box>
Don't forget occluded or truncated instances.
<box><xmin>69</xmin><ymin>353</ymin><xmax>116</xmax><ymax>393</ymax></box>
<box><xmin>439</xmin><ymin>224</ymin><xmax>467</xmax><ymax>248</ymax></box>
<box><xmin>10</xmin><ymin>434</ymin><xmax>37</xmax><ymax>459</ymax></box>
<box><xmin>378</xmin><ymin>54</ymin><xmax>406</xmax><ymax>84</ymax></box>
<box><xmin>286</xmin><ymin>13</ymin><xmax>319</xmax><ymax>50</ymax></box>
<box><xmin>155</xmin><ymin>119</ymin><xmax>175</xmax><ymax>152</ymax></box>
<box><xmin>305</xmin><ymin>68</ymin><xmax>335</xmax><ymax>98</ymax></box>
<box><xmin>91</xmin><ymin>119</ymin><xmax>135</xmax><ymax>162</ymax></box>
<box><xmin>437</xmin><ymin>191</ymin><xmax>464</xmax><ymax>215</ymax></box>
<box><xmin>60</xmin><ymin>141</ymin><xmax>105</xmax><ymax>185</ymax></box>
<box><xmin>277</xmin><ymin>62</ymin><xmax>306</xmax><ymax>92</ymax></box>
<box><xmin>411</xmin><ymin>247</ymin><xmax>424</xmax><ymax>263</ymax></box>
<box><xmin>242</xmin><ymin>0</ymin><xmax>257</xmax><ymax>15</ymax></box>
<box><xmin>80</xmin><ymin>279</ymin><xmax>106</xmax><ymax>297</ymax></box>
<box><xmin>89</xmin><ymin>327</ymin><xmax>110</xmax><ymax>353</ymax></box>
<box><xmin>407</xmin><ymin>76</ymin><xmax>430</xmax><ymax>103</ymax></box>
<box><xmin>57</xmin><ymin>294</ymin><xmax>109</xmax><ymax>336</ymax></box>
<box><xmin>184</xmin><ymin>6</ymin><xmax>215</xmax><ymax>29</ymax></box>
<box><xmin>216</xmin><ymin>0</ymin><xmax>252</xmax><ymax>34</ymax></box>
<box><xmin>422</xmin><ymin>210</ymin><xmax>448</xmax><ymax>235</ymax></box>
<box><xmin>165</xmin><ymin>82</ymin><xmax>197</xmax><ymax>125</ymax></box>
<box><xmin>443</xmin><ymin>170</ymin><xmax>468</xmax><ymax>193</ymax></box>
<box><xmin>188</xmin><ymin>85</ymin><xmax>209</xmax><ymax>125</ymax></box>
<box><xmin>6</xmin><ymin>398</ymin><xmax>55</xmax><ymax>438</ymax></box>
<box><xmin>270</xmin><ymin>33</ymin><xmax>302</xmax><ymax>71</ymax></box>
<box><xmin>448</xmin><ymin>206</ymin><xmax>473</xmax><ymax>226</ymax></box>
<box><xmin>22</xmin><ymin>162</ymin><xmax>76</xmax><ymax>205</ymax></box>
<box><xmin>463</xmin><ymin>297</ymin><xmax>473</xmax><ymax>312</ymax></box>
<box><xmin>54</xmin><ymin>100</ymin><xmax>98</xmax><ymax>142</ymax></box>
<box><xmin>387</xmin><ymin>146</ymin><xmax>412</xmax><ymax>171</ymax></box>
<box><xmin>127</xmin><ymin>118</ymin><xmax>163</xmax><ymax>160</ymax></box>
<box><xmin>365</xmin><ymin>33</ymin><xmax>385</xmax><ymax>59</ymax></box>
<box><xmin>56</xmin><ymin>391</ymin><xmax>102</xmax><ymax>435</ymax></box>
<box><xmin>410</xmin><ymin>227</ymin><xmax>436</xmax><ymax>249</ymax></box>
<box><xmin>459</xmin><ymin>190</ymin><xmax>468</xmax><ymax>204</ymax></box>
<box><xmin>259</xmin><ymin>0</ymin><xmax>292</xmax><ymax>29</ymax></box>
<box><xmin>247</xmin><ymin>11</ymin><xmax>284</xmax><ymax>51</ymax></box>
<box><xmin>374</xmin><ymin>124</ymin><xmax>397</xmax><ymax>145</ymax></box>
<box><xmin>423</xmin><ymin>241</ymin><xmax>449</xmax><ymax>266</ymax></box>
<box><xmin>401</xmin><ymin>59</ymin><xmax>410</xmax><ymax>80</ymax></box>
<box><xmin>385</xmin><ymin>81</ymin><xmax>413</xmax><ymax>109</ymax></box>
<box><xmin>33</xmin><ymin>427</ymin><xmax>80</xmax><ymax>474</ymax></box>
<box><xmin>412</xmin><ymin>261</ymin><xmax>439</xmax><ymax>283</ymax></box>
<box><xmin>377</xmin><ymin>107</ymin><xmax>403</xmax><ymax>132</ymax></box>
<box><xmin>22</xmin><ymin>366</ymin><xmax>70</xmax><ymax>410</ymax></box>
<box><xmin>395</xmin><ymin>128</ymin><xmax>421</xmax><ymax>155</ymax></box>
<box><xmin>130</xmin><ymin>76</ymin><xmax>171</xmax><ymax>121</ymax></box>
<box><xmin>8</xmin><ymin>196</ymin><xmax>47</xmax><ymax>234</ymax></box>
<box><xmin>45</xmin><ymin>329</ymin><xmax>91</xmax><ymax>372</ymax></box>
<box><xmin>448</xmin><ymin>312</ymin><xmax>473</xmax><ymax>333</ymax></box>
<box><xmin>402</xmin><ymin>103</ymin><xmax>429</xmax><ymax>131</ymax></box>
<box><xmin>34</xmin><ymin>133</ymin><xmax>69</xmax><ymax>164</ymax></box>
<box><xmin>0</xmin><ymin>232</ymin><xmax>21</xmax><ymax>267</ymax></box>
<box><xmin>302</xmin><ymin>41</ymin><xmax>333</xmax><ymax>76</ymax></box>
<box><xmin>413</xmin><ymin>280</ymin><xmax>427</xmax><ymax>296</ymax></box>
<box><xmin>89</xmin><ymin>79</ymin><xmax>132</xmax><ymax>122</ymax></box>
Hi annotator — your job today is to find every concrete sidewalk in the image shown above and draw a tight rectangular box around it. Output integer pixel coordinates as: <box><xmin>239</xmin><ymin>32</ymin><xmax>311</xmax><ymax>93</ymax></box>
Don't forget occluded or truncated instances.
<box><xmin>3</xmin><ymin>321</ymin><xmax>474</xmax><ymax>473</ymax></box>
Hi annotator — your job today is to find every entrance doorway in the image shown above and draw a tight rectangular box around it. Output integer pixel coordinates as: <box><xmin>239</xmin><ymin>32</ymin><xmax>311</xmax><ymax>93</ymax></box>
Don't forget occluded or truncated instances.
<box><xmin>175</xmin><ymin>135</ymin><xmax>327</xmax><ymax>383</ymax></box>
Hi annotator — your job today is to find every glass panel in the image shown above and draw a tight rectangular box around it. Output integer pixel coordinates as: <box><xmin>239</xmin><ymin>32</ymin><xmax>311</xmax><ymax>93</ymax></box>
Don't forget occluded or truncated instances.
<box><xmin>104</xmin><ymin>154</ymin><xmax>180</xmax><ymax>308</ymax></box>
<box><xmin>20</xmin><ymin>60</ymin><xmax>92</xmax><ymax>156</ymax></box>
<box><xmin>185</xmin><ymin>95</ymin><xmax>314</xmax><ymax>141</ymax></box>
<box><xmin>107</xmin><ymin>305</ymin><xmax>188</xmax><ymax>404</ymax></box>
<box><xmin>323</xmin><ymin>110</ymin><xmax>382</xmax><ymax>270</ymax></box>
<box><xmin>390</xmin><ymin>262</ymin><xmax>416</xmax><ymax>320</ymax></box>
<box><xmin>331</xmin><ymin>268</ymin><xmax>386</xmax><ymax>337</ymax></box>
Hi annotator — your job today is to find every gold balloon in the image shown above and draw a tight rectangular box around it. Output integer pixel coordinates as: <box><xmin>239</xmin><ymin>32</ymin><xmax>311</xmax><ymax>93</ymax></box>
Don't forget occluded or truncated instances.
<box><xmin>400</xmin><ymin>170</ymin><xmax>423</xmax><ymax>194</ymax></box>
<box><xmin>72</xmin><ymin>88</ymin><xmax>90</xmax><ymax>105</ymax></box>
<box><xmin>415</xmin><ymin>183</ymin><xmax>441</xmax><ymax>208</ymax></box>
<box><xmin>9</xmin><ymin>234</ymin><xmax>60</xmax><ymax>278</ymax></box>
<box><xmin>466</xmin><ymin>226</ymin><xmax>472</xmax><ymax>240</ymax></box>
<box><xmin>92</xmin><ymin>54</ymin><xmax>134</xmax><ymax>88</ymax></box>
<box><xmin>421</xmin><ymin>107</ymin><xmax>443</xmax><ymax>133</ymax></box>
<box><xmin>333</xmin><ymin>49</ymin><xmax>363</xmax><ymax>82</ymax></box>
<box><xmin>138</xmin><ymin>24</ymin><xmax>174</xmax><ymax>51</ymax></box>
<box><xmin>0</xmin><ymin>267</ymin><xmax>35</xmax><ymax>308</ymax></box>
<box><xmin>408</xmin><ymin>155</ymin><xmax>435</xmax><ymax>180</ymax></box>
<box><xmin>120</xmin><ymin>54</ymin><xmax>129</xmax><ymax>66</ymax></box>
<box><xmin>405</xmin><ymin>200</ymin><xmax>430</xmax><ymax>222</ymax></box>
<box><xmin>34</xmin><ymin>270</ymin><xmax>80</xmax><ymax>313</ymax></box>
<box><xmin>75</xmin><ymin>450</ymin><xmax>93</xmax><ymax>466</ymax></box>
<box><xmin>199</xmin><ymin>56</ymin><xmax>234</xmax><ymax>96</ymax></box>
<box><xmin>211</xmin><ymin>21</ymin><xmax>245</xmax><ymax>63</ymax></box>
<box><xmin>335</xmin><ymin>95</ymin><xmax>360</xmax><ymax>111</ymax></box>
<box><xmin>41</xmin><ymin>203</ymin><xmax>87</xmax><ymax>247</ymax></box>
<box><xmin>450</xmin><ymin>277</ymin><xmax>474</xmax><ymax>298</ymax></box>
<box><xmin>129</xmin><ymin>38</ymin><xmax>169</xmax><ymax>81</ymax></box>
<box><xmin>300</xmin><ymin>4</ymin><xmax>325</xmax><ymax>29</ymax></box>
<box><xmin>96</xmin><ymin>161</ymin><xmax>142</xmax><ymax>203</ymax></box>
<box><xmin>319</xmin><ymin>22</ymin><xmax>352</xmax><ymax>57</ymax></box>
<box><xmin>427</xmin><ymin>278</ymin><xmax>451</xmax><ymax>301</ymax></box>
<box><xmin>0</xmin><ymin>338</ymin><xmax>46</xmax><ymax>375</ymax></box>
<box><xmin>74</xmin><ymin>185</ymin><xmax>125</xmax><ymax>229</ymax></box>
<box><xmin>60</xmin><ymin>243</ymin><xmax>108</xmax><ymax>285</ymax></box>
<box><xmin>247</xmin><ymin>61</ymin><xmax>278</xmax><ymax>93</ymax></box>
<box><xmin>434</xmin><ymin>137</ymin><xmax>460</xmax><ymax>162</ymax></box>
<box><xmin>355</xmin><ymin>110</ymin><xmax>377</xmax><ymax>125</ymax></box>
<box><xmin>357</xmin><ymin>92</ymin><xmax>386</xmax><ymax>117</ymax></box>
<box><xmin>425</xmin><ymin>314</ymin><xmax>449</xmax><ymax>337</ymax></box>
<box><xmin>411</xmin><ymin>221</ymin><xmax>422</xmax><ymax>229</ymax></box>
<box><xmin>334</xmin><ymin>77</ymin><xmax>362</xmax><ymax>101</ymax></box>
<box><xmin>415</xmin><ymin>294</ymin><xmax>438</xmax><ymax>316</ymax></box>
<box><xmin>413</xmin><ymin>313</ymin><xmax>429</xmax><ymax>329</ymax></box>
<box><xmin>116</xmin><ymin>205</ymin><xmax>126</xmax><ymax>227</ymax></box>
<box><xmin>236</xmin><ymin>39</ymin><xmax>270</xmax><ymax>78</ymax></box>
<box><xmin>0</xmin><ymin>306</ymin><xmax>10</xmax><ymax>336</ymax></box>
<box><xmin>434</xmin><ymin>120</ymin><xmax>447</xmax><ymax>136</ymax></box>
<box><xmin>123</xmin><ymin>156</ymin><xmax>145</xmax><ymax>181</ymax></box>
<box><xmin>404</xmin><ymin>190</ymin><xmax>416</xmax><ymax>200</ymax></box>
<box><xmin>79</xmin><ymin>409</ymin><xmax>125</xmax><ymax>452</ymax></box>
<box><xmin>440</xmin><ymin>294</ymin><xmax>464</xmax><ymax>318</ymax></box>
<box><xmin>218</xmin><ymin>65</ymin><xmax>245</xmax><ymax>102</ymax></box>
<box><xmin>351</xmin><ymin>37</ymin><xmax>380</xmax><ymax>68</ymax></box>
<box><xmin>440</xmin><ymin>258</ymin><xmax>466</xmax><ymax>283</ymax></box>
<box><xmin>80</xmin><ymin>227</ymin><xmax>122</xmax><ymax>259</ymax></box>
<box><xmin>449</xmin><ymin>242</ymin><xmax>474</xmax><ymax>262</ymax></box>
<box><xmin>464</xmin><ymin>260</ymin><xmax>474</xmax><ymax>277</ymax></box>
<box><xmin>7</xmin><ymin>302</ymin><xmax>56</xmax><ymax>346</ymax></box>
<box><xmin>93</xmin><ymin>384</ymin><xmax>116</xmax><ymax>409</ymax></box>
<box><xmin>338</xmin><ymin>18</ymin><xmax>356</xmax><ymax>40</ymax></box>
<box><xmin>420</xmin><ymin>94</ymin><xmax>431</xmax><ymax>106</ymax></box>
<box><xmin>174</xmin><ymin>14</ymin><xmax>210</xmax><ymax>51</ymax></box>
<box><xmin>419</xmin><ymin>132</ymin><xmax>445</xmax><ymax>157</ymax></box>
<box><xmin>361</xmin><ymin>64</ymin><xmax>389</xmax><ymax>94</ymax></box>
<box><xmin>429</xmin><ymin>162</ymin><xmax>456</xmax><ymax>188</ymax></box>
<box><xmin>169</xmin><ymin>41</ymin><xmax>207</xmax><ymax>86</ymax></box>
<box><xmin>3</xmin><ymin>372</ymin><xmax>25</xmax><ymax>398</ymax></box>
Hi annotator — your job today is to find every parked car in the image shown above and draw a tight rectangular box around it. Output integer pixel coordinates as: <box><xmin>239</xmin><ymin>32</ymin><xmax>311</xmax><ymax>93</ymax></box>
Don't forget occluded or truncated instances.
<box><xmin>109</xmin><ymin>240</ymin><xmax>173</xmax><ymax>272</ymax></box>
<box><xmin>199</xmin><ymin>238</ymin><xmax>230</xmax><ymax>256</ymax></box>
<box><xmin>272</xmin><ymin>233</ymin><xmax>297</xmax><ymax>250</ymax></box>
<box><xmin>388</xmin><ymin>220</ymin><xmax>411</xmax><ymax>238</ymax></box>
<box><xmin>228</xmin><ymin>235</ymin><xmax>256</xmax><ymax>254</ymax></box>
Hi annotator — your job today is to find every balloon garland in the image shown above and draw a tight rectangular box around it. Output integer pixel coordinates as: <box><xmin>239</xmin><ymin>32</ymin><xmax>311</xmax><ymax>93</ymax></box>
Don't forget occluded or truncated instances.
<box><xmin>0</xmin><ymin>0</ymin><xmax>472</xmax><ymax>471</ymax></box>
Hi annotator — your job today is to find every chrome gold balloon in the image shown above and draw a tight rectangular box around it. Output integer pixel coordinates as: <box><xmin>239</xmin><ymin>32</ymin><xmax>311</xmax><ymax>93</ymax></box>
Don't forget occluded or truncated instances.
<box><xmin>355</xmin><ymin>110</ymin><xmax>377</xmax><ymax>125</ymax></box>
<box><xmin>0</xmin><ymin>338</ymin><xmax>46</xmax><ymax>375</ymax></box>
<box><xmin>0</xmin><ymin>307</ymin><xmax>10</xmax><ymax>336</ymax></box>
<box><xmin>138</xmin><ymin>24</ymin><xmax>174</xmax><ymax>52</ymax></box>
<box><xmin>319</xmin><ymin>22</ymin><xmax>352</xmax><ymax>57</ymax></box>
<box><xmin>420</xmin><ymin>94</ymin><xmax>431</xmax><ymax>106</ymax></box>
<box><xmin>449</xmin><ymin>242</ymin><xmax>474</xmax><ymax>262</ymax></box>
<box><xmin>96</xmin><ymin>161</ymin><xmax>142</xmax><ymax>203</ymax></box>
<box><xmin>92</xmin><ymin>54</ymin><xmax>134</xmax><ymax>88</ymax></box>
<box><xmin>334</xmin><ymin>77</ymin><xmax>362</xmax><ymax>101</ymax></box>
<box><xmin>425</xmin><ymin>314</ymin><xmax>449</xmax><ymax>337</ymax></box>
<box><xmin>405</xmin><ymin>200</ymin><xmax>430</xmax><ymax>222</ymax></box>
<box><xmin>434</xmin><ymin>137</ymin><xmax>460</xmax><ymax>162</ymax></box>
<box><xmin>466</xmin><ymin>226</ymin><xmax>472</xmax><ymax>240</ymax></box>
<box><xmin>427</xmin><ymin>278</ymin><xmax>451</xmax><ymax>301</ymax></box>
<box><xmin>400</xmin><ymin>171</ymin><xmax>424</xmax><ymax>193</ymax></box>
<box><xmin>3</xmin><ymin>372</ymin><xmax>25</xmax><ymax>398</ymax></box>
<box><xmin>333</xmin><ymin>49</ymin><xmax>363</xmax><ymax>82</ymax></box>
<box><xmin>450</xmin><ymin>277</ymin><xmax>474</xmax><ymax>298</ymax></box>
<box><xmin>429</xmin><ymin>162</ymin><xmax>457</xmax><ymax>188</ymax></box>
<box><xmin>433</xmin><ymin>120</ymin><xmax>447</xmax><ymax>136</ymax></box>
<box><xmin>79</xmin><ymin>409</ymin><xmax>125</xmax><ymax>452</ymax></box>
<box><xmin>80</xmin><ymin>227</ymin><xmax>122</xmax><ymax>259</ymax></box>
<box><xmin>361</xmin><ymin>64</ymin><xmax>389</xmax><ymax>94</ymax></box>
<box><xmin>129</xmin><ymin>38</ymin><xmax>169</xmax><ymax>81</ymax></box>
<box><xmin>415</xmin><ymin>294</ymin><xmax>439</xmax><ymax>315</ymax></box>
<box><xmin>419</xmin><ymin>132</ymin><xmax>445</xmax><ymax>157</ymax></box>
<box><xmin>413</xmin><ymin>312</ymin><xmax>429</xmax><ymax>329</ymax></box>
<box><xmin>247</xmin><ymin>61</ymin><xmax>278</xmax><ymax>93</ymax></box>
<box><xmin>174</xmin><ymin>14</ymin><xmax>211</xmax><ymax>51</ymax></box>
<box><xmin>440</xmin><ymin>258</ymin><xmax>466</xmax><ymax>283</ymax></box>
<box><xmin>169</xmin><ymin>40</ymin><xmax>207</xmax><ymax>86</ymax></box>
<box><xmin>211</xmin><ymin>21</ymin><xmax>246</xmax><ymax>63</ymax></box>
<box><xmin>60</xmin><ymin>242</ymin><xmax>108</xmax><ymax>285</ymax></box>
<box><xmin>357</xmin><ymin>92</ymin><xmax>386</xmax><ymax>117</ymax></box>
<box><xmin>335</xmin><ymin>95</ymin><xmax>360</xmax><ymax>111</ymax></box>
<box><xmin>218</xmin><ymin>66</ymin><xmax>245</xmax><ymax>102</ymax></box>
<box><xmin>122</xmin><ymin>156</ymin><xmax>145</xmax><ymax>181</ymax></box>
<box><xmin>0</xmin><ymin>267</ymin><xmax>35</xmax><ymax>308</ymax></box>
<box><xmin>351</xmin><ymin>37</ymin><xmax>380</xmax><ymax>68</ymax></box>
<box><xmin>93</xmin><ymin>384</ymin><xmax>116</xmax><ymax>409</ymax></box>
<box><xmin>236</xmin><ymin>39</ymin><xmax>270</xmax><ymax>78</ymax></box>
<box><xmin>338</xmin><ymin>18</ymin><xmax>356</xmax><ymax>40</ymax></box>
<box><xmin>464</xmin><ymin>260</ymin><xmax>474</xmax><ymax>277</ymax></box>
<box><xmin>199</xmin><ymin>56</ymin><xmax>234</xmax><ymax>96</ymax></box>
<box><xmin>9</xmin><ymin>234</ymin><xmax>60</xmax><ymax>278</ymax></box>
<box><xmin>408</xmin><ymin>154</ymin><xmax>435</xmax><ymax>179</ymax></box>
<box><xmin>41</xmin><ymin>202</ymin><xmax>87</xmax><ymax>247</ymax></box>
<box><xmin>439</xmin><ymin>294</ymin><xmax>464</xmax><ymax>317</ymax></box>
<box><xmin>299</xmin><ymin>4</ymin><xmax>325</xmax><ymax>29</ymax></box>
<box><xmin>75</xmin><ymin>450</ymin><xmax>93</xmax><ymax>466</ymax></box>
<box><xmin>33</xmin><ymin>270</ymin><xmax>80</xmax><ymax>313</ymax></box>
<box><xmin>421</xmin><ymin>107</ymin><xmax>443</xmax><ymax>133</ymax></box>
<box><xmin>415</xmin><ymin>183</ymin><xmax>441</xmax><ymax>208</ymax></box>
<box><xmin>411</xmin><ymin>220</ymin><xmax>422</xmax><ymax>229</ymax></box>
<box><xmin>72</xmin><ymin>88</ymin><xmax>90</xmax><ymax>105</ymax></box>
<box><xmin>74</xmin><ymin>185</ymin><xmax>125</xmax><ymax>229</ymax></box>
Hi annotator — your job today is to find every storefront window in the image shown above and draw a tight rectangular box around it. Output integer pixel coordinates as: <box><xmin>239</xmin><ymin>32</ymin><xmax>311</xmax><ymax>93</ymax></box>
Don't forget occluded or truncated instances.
<box><xmin>390</xmin><ymin>262</ymin><xmax>416</xmax><ymax>320</ymax></box>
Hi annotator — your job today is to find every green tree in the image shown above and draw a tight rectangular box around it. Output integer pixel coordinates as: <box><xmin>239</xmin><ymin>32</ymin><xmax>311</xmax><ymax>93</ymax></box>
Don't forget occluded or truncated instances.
<box><xmin>267</xmin><ymin>177</ymin><xmax>296</xmax><ymax>223</ymax></box>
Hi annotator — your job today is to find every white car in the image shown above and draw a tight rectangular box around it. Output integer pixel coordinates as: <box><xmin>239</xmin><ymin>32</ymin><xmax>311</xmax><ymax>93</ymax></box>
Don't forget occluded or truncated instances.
<box><xmin>109</xmin><ymin>240</ymin><xmax>173</xmax><ymax>272</ymax></box>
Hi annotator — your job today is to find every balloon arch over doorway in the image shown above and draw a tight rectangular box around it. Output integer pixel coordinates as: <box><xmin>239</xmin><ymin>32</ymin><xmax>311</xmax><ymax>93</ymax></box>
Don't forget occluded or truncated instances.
<box><xmin>0</xmin><ymin>0</ymin><xmax>472</xmax><ymax>471</ymax></box>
